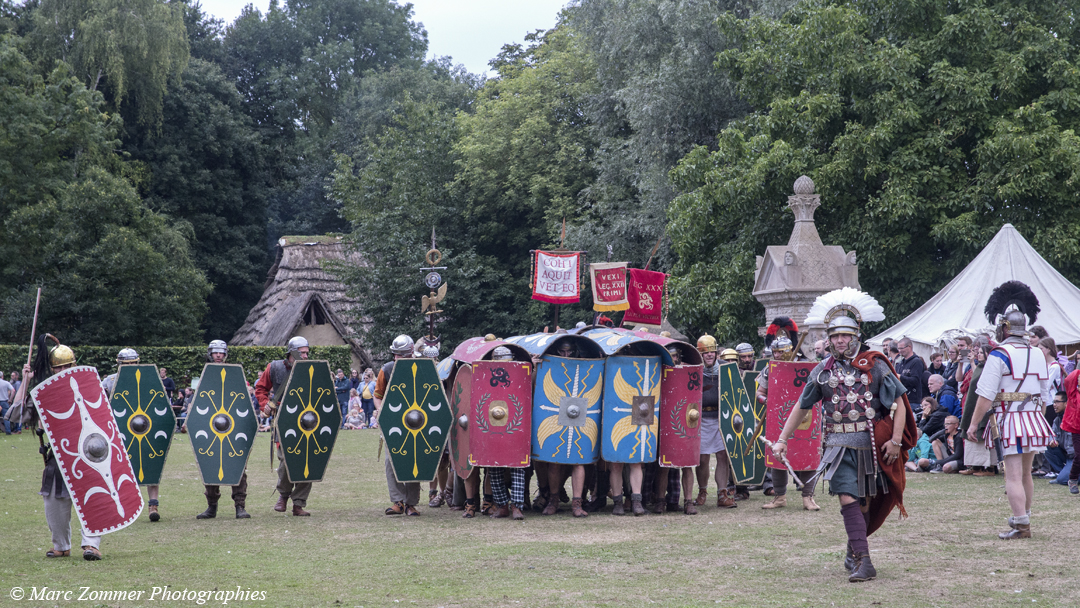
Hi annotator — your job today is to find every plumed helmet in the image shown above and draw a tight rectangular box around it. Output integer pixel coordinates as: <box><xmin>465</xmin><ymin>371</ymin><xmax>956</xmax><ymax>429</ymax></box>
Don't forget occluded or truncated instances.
<box><xmin>772</xmin><ymin>337</ymin><xmax>793</xmax><ymax>357</ymax></box>
<box><xmin>764</xmin><ymin>317</ymin><xmax>799</xmax><ymax>350</ymax></box>
<box><xmin>984</xmin><ymin>281</ymin><xmax>1039</xmax><ymax>341</ymax></box>
<box><xmin>827</xmin><ymin>316</ymin><xmax>860</xmax><ymax>337</ymax></box>
<box><xmin>697</xmin><ymin>335</ymin><xmax>718</xmax><ymax>353</ymax></box>
<box><xmin>804</xmin><ymin>288</ymin><xmax>886</xmax><ymax>360</ymax></box>
<box><xmin>492</xmin><ymin>346</ymin><xmax>513</xmax><ymax>361</ymax></box>
<box><xmin>390</xmin><ymin>335</ymin><xmax>414</xmax><ymax>357</ymax></box>
<box><xmin>286</xmin><ymin>336</ymin><xmax>309</xmax><ymax>357</ymax></box>
<box><xmin>720</xmin><ymin>348</ymin><xmax>738</xmax><ymax>362</ymax></box>
<box><xmin>208</xmin><ymin>339</ymin><xmax>228</xmax><ymax>360</ymax></box>
<box><xmin>735</xmin><ymin>343</ymin><xmax>754</xmax><ymax>356</ymax></box>
<box><xmin>116</xmin><ymin>348</ymin><xmax>139</xmax><ymax>364</ymax></box>
<box><xmin>49</xmin><ymin>344</ymin><xmax>76</xmax><ymax>367</ymax></box>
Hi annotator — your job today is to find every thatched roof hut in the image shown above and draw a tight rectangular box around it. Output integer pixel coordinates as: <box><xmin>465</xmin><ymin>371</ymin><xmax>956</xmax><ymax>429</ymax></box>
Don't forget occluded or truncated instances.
<box><xmin>232</xmin><ymin>236</ymin><xmax>373</xmax><ymax>371</ymax></box>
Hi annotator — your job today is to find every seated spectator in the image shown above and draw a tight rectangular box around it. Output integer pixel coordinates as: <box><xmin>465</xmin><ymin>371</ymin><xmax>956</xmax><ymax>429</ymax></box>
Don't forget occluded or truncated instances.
<box><xmin>918</xmin><ymin>396</ymin><xmax>947</xmax><ymax>439</ymax></box>
<box><xmin>928</xmin><ymin>373</ymin><xmax>961</xmax><ymax>417</ymax></box>
<box><xmin>906</xmin><ymin>431</ymin><xmax>936</xmax><ymax>472</ymax></box>
<box><xmin>928</xmin><ymin>416</ymin><xmax>963</xmax><ymax>473</ymax></box>
<box><xmin>344</xmin><ymin>407</ymin><xmax>366</xmax><ymax>430</ymax></box>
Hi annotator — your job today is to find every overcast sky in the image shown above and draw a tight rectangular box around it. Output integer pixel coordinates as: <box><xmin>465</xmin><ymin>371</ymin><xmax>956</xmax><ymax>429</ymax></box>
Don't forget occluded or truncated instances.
<box><xmin>196</xmin><ymin>0</ymin><xmax>569</xmax><ymax>75</ymax></box>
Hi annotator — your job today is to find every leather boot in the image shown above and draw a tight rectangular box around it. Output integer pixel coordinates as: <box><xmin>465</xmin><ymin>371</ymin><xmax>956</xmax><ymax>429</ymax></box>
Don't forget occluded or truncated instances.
<box><xmin>848</xmin><ymin>552</ymin><xmax>877</xmax><ymax>582</ymax></box>
<box><xmin>571</xmin><ymin>497</ymin><xmax>588</xmax><ymax>518</ymax></box>
<box><xmin>490</xmin><ymin>505</ymin><xmax>510</xmax><ymax>519</ymax></box>
<box><xmin>274</xmin><ymin>494</ymin><xmax>289</xmax><ymax>512</ymax></box>
<box><xmin>650</xmin><ymin>500</ymin><xmax>666</xmax><ymax>514</ymax></box>
<box><xmin>716</xmin><ymin>489</ymin><xmax>737</xmax><ymax>509</ymax></box>
<box><xmin>541</xmin><ymin>496</ymin><xmax>558</xmax><ymax>516</ymax></box>
<box><xmin>631</xmin><ymin>493</ymin><xmax>645</xmax><ymax>516</ymax></box>
<box><xmin>683</xmin><ymin>499</ymin><xmax>698</xmax><ymax>515</ymax></box>
<box><xmin>532</xmin><ymin>489</ymin><xmax>549</xmax><ymax>513</ymax></box>
<box><xmin>611</xmin><ymin>494</ymin><xmax>625</xmax><ymax>516</ymax></box>
<box><xmin>511</xmin><ymin>506</ymin><xmax>525</xmax><ymax>521</ymax></box>
<box><xmin>999</xmin><ymin>523</ymin><xmax>1032</xmax><ymax>539</ymax></box>
<box><xmin>761</xmin><ymin>495</ymin><xmax>787</xmax><ymax>510</ymax></box>
<box><xmin>196</xmin><ymin>503</ymin><xmax>217</xmax><ymax>519</ymax></box>
<box><xmin>148</xmin><ymin>499</ymin><xmax>160</xmax><ymax>522</ymax></box>
<box><xmin>292</xmin><ymin>505</ymin><xmax>310</xmax><ymax>516</ymax></box>
<box><xmin>585</xmin><ymin>493</ymin><xmax>608</xmax><ymax>513</ymax></box>
<box><xmin>235</xmin><ymin>505</ymin><xmax>251</xmax><ymax>519</ymax></box>
<box><xmin>803</xmin><ymin>496</ymin><xmax>821</xmax><ymax>511</ymax></box>
<box><xmin>843</xmin><ymin>543</ymin><xmax>855</xmax><ymax>572</ymax></box>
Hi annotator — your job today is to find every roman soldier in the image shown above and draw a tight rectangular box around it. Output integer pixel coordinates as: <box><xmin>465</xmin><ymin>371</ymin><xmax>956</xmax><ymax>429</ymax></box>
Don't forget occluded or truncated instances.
<box><xmin>772</xmin><ymin>288</ymin><xmax>915</xmax><ymax>582</ymax></box>
<box><xmin>378</xmin><ymin>335</ymin><xmax>423</xmax><ymax>516</ymax></box>
<box><xmin>196</xmin><ymin>340</ymin><xmax>250</xmax><ymax>520</ymax></box>
<box><xmin>256</xmin><ymin>336</ymin><xmax>313</xmax><ymax>516</ymax></box>
<box><xmin>694</xmin><ymin>335</ymin><xmax>736</xmax><ymax>508</ymax></box>
<box><xmin>759</xmin><ymin>338</ymin><xmax>821</xmax><ymax>512</ymax></box>
<box><xmin>966</xmin><ymin>281</ymin><xmax>1055</xmax><ymax>540</ymax></box>
<box><xmin>735</xmin><ymin>343</ymin><xmax>756</xmax><ymax>371</ymax></box>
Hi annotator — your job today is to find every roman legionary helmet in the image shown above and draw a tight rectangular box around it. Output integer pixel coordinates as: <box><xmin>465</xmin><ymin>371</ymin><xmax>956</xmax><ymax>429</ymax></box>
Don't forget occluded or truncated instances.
<box><xmin>390</xmin><ymin>335</ymin><xmax>415</xmax><ymax>357</ymax></box>
<box><xmin>720</xmin><ymin>348</ymin><xmax>738</xmax><ymax>362</ymax></box>
<box><xmin>45</xmin><ymin>334</ymin><xmax>76</xmax><ymax>368</ymax></box>
<box><xmin>764</xmin><ymin>317</ymin><xmax>799</xmax><ymax>351</ymax></box>
<box><xmin>984</xmin><ymin>281</ymin><xmax>1040</xmax><ymax>342</ymax></box>
<box><xmin>208</xmin><ymin>339</ymin><xmax>228</xmax><ymax>361</ymax></box>
<box><xmin>804</xmin><ymin>287</ymin><xmax>885</xmax><ymax>360</ymax></box>
<box><xmin>492</xmin><ymin>346</ymin><xmax>513</xmax><ymax>361</ymax></box>
<box><xmin>770</xmin><ymin>337</ymin><xmax>794</xmax><ymax>359</ymax></box>
<box><xmin>697</xmin><ymin>335</ymin><xmax>718</xmax><ymax>353</ymax></box>
<box><xmin>286</xmin><ymin>336</ymin><xmax>309</xmax><ymax>357</ymax></box>
<box><xmin>116</xmin><ymin>348</ymin><xmax>139</xmax><ymax>364</ymax></box>
<box><xmin>735</xmin><ymin>343</ymin><xmax>755</xmax><ymax>356</ymax></box>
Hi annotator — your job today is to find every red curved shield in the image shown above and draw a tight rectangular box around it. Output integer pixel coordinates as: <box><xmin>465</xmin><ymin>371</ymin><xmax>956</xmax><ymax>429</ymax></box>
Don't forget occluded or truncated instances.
<box><xmin>31</xmin><ymin>367</ymin><xmax>144</xmax><ymax>535</ymax></box>
<box><xmin>765</xmin><ymin>361</ymin><xmax>822</xmax><ymax>471</ymax></box>
<box><xmin>448</xmin><ymin>365</ymin><xmax>474</xmax><ymax>478</ymax></box>
<box><xmin>658</xmin><ymin>364</ymin><xmax>703</xmax><ymax>468</ymax></box>
<box><xmin>470</xmin><ymin>360</ymin><xmax>532</xmax><ymax>467</ymax></box>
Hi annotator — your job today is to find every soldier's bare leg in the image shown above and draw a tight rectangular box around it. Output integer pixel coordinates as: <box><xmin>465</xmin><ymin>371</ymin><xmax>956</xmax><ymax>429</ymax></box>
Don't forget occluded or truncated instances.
<box><xmin>1004</xmin><ymin>452</ymin><xmax>1036</xmax><ymax>516</ymax></box>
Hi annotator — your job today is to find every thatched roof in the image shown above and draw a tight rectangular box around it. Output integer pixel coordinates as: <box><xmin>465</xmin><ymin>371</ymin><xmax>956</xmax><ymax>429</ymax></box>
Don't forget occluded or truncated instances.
<box><xmin>231</xmin><ymin>236</ymin><xmax>371</xmax><ymax>367</ymax></box>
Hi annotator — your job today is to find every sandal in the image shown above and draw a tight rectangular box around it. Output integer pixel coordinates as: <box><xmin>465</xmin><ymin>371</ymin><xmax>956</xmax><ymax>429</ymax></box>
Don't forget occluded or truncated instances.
<box><xmin>694</xmin><ymin>488</ymin><xmax>707</xmax><ymax>506</ymax></box>
<box><xmin>404</xmin><ymin>504</ymin><xmax>420</xmax><ymax>516</ymax></box>
<box><xmin>463</xmin><ymin>502</ymin><xmax>477</xmax><ymax>518</ymax></box>
<box><xmin>46</xmin><ymin>547</ymin><xmax>70</xmax><ymax>558</ymax></box>
<box><xmin>384</xmin><ymin>501</ymin><xmax>405</xmax><ymax>515</ymax></box>
<box><xmin>82</xmin><ymin>545</ymin><xmax>102</xmax><ymax>561</ymax></box>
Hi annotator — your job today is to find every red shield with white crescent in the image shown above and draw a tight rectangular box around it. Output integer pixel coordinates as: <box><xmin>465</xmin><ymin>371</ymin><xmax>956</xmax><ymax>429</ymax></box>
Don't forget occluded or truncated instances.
<box><xmin>765</xmin><ymin>361</ymin><xmax>822</xmax><ymax>471</ymax></box>
<box><xmin>31</xmin><ymin>366</ymin><xmax>144</xmax><ymax>535</ymax></box>
<box><xmin>658</xmin><ymin>364</ymin><xmax>703</xmax><ymax>468</ymax></box>
<box><xmin>469</xmin><ymin>360</ymin><xmax>532</xmax><ymax>468</ymax></box>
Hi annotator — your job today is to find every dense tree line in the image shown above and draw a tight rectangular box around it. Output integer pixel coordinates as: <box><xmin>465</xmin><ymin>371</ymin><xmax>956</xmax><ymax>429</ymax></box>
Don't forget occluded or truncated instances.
<box><xmin>4</xmin><ymin>0</ymin><xmax>1079</xmax><ymax>352</ymax></box>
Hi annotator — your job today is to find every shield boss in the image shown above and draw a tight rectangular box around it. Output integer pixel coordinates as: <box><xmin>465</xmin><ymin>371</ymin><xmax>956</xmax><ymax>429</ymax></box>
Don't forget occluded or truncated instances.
<box><xmin>212</xmin><ymin>414</ymin><xmax>232</xmax><ymax>434</ymax></box>
<box><xmin>559</xmin><ymin>396</ymin><xmax>587</xmax><ymax>428</ymax></box>
<box><xmin>404</xmin><ymin>409</ymin><xmax>426</xmax><ymax>431</ymax></box>
<box><xmin>129</xmin><ymin>414</ymin><xmax>150</xmax><ymax>435</ymax></box>
<box><xmin>631</xmin><ymin>395</ymin><xmax>656</xmax><ymax>426</ymax></box>
<box><xmin>83</xmin><ymin>433</ymin><xmax>110</xmax><ymax>463</ymax></box>
<box><xmin>299</xmin><ymin>411</ymin><xmax>319</xmax><ymax>432</ymax></box>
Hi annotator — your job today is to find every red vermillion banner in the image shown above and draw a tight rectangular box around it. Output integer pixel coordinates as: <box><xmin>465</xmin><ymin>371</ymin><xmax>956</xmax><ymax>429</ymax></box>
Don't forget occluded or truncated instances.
<box><xmin>532</xmin><ymin>251</ymin><xmax>581</xmax><ymax>304</ymax></box>
<box><xmin>589</xmin><ymin>262</ymin><xmax>629</xmax><ymax>312</ymax></box>
<box><xmin>623</xmin><ymin>268</ymin><xmax>666</xmax><ymax>327</ymax></box>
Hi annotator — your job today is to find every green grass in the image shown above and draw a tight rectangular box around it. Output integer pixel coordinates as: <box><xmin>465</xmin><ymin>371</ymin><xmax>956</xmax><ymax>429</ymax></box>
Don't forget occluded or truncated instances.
<box><xmin>1</xmin><ymin>429</ymin><xmax>1077</xmax><ymax>607</ymax></box>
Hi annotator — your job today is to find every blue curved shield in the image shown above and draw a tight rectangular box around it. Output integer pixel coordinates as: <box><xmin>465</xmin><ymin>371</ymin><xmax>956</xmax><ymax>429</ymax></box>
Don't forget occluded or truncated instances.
<box><xmin>601</xmin><ymin>356</ymin><xmax>661</xmax><ymax>463</ymax></box>
<box><xmin>530</xmin><ymin>356</ymin><xmax>604</xmax><ymax>464</ymax></box>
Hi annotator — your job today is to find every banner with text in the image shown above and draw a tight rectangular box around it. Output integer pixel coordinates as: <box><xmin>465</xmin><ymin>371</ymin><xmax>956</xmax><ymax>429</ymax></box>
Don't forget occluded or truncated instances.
<box><xmin>589</xmin><ymin>262</ymin><xmax>629</xmax><ymax>312</ymax></box>
<box><xmin>532</xmin><ymin>251</ymin><xmax>581</xmax><ymax>304</ymax></box>
<box><xmin>622</xmin><ymin>268</ymin><xmax>666</xmax><ymax>327</ymax></box>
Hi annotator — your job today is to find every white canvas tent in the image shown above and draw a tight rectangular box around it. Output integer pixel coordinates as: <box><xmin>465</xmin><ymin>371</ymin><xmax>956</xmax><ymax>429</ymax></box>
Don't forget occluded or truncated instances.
<box><xmin>867</xmin><ymin>224</ymin><xmax>1080</xmax><ymax>359</ymax></box>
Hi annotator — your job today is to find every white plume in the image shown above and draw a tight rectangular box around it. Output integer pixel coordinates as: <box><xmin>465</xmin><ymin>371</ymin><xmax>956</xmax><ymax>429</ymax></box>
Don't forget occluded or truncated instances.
<box><xmin>804</xmin><ymin>287</ymin><xmax>885</xmax><ymax>326</ymax></box>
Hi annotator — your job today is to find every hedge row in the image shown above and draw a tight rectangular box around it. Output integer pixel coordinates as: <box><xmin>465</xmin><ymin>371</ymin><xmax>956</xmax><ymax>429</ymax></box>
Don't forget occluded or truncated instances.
<box><xmin>0</xmin><ymin>345</ymin><xmax>353</xmax><ymax>387</ymax></box>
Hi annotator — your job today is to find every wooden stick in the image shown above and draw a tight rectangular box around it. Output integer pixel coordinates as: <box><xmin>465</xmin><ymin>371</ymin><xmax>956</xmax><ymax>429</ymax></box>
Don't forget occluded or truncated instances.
<box><xmin>643</xmin><ymin>234</ymin><xmax>663</xmax><ymax>271</ymax></box>
<box><xmin>26</xmin><ymin>287</ymin><xmax>41</xmax><ymax>367</ymax></box>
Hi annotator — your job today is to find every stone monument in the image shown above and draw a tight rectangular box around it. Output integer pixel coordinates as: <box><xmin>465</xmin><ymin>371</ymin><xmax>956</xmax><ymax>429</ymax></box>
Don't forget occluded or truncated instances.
<box><xmin>752</xmin><ymin>176</ymin><xmax>859</xmax><ymax>357</ymax></box>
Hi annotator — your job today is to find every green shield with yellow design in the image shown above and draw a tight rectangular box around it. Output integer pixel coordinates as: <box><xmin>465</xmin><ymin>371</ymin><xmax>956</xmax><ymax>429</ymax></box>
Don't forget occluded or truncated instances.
<box><xmin>275</xmin><ymin>360</ymin><xmax>341</xmax><ymax>483</ymax></box>
<box><xmin>110</xmin><ymin>364</ymin><xmax>175</xmax><ymax>485</ymax></box>
<box><xmin>719</xmin><ymin>362</ymin><xmax>758</xmax><ymax>484</ymax></box>
<box><xmin>378</xmin><ymin>358</ymin><xmax>452</xmax><ymax>483</ymax></box>
<box><xmin>188</xmin><ymin>364</ymin><xmax>258</xmax><ymax>486</ymax></box>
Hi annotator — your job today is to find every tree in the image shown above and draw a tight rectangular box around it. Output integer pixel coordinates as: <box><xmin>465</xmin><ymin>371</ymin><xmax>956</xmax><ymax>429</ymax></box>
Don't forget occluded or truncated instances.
<box><xmin>0</xmin><ymin>37</ymin><xmax>209</xmax><ymax>344</ymax></box>
<box><xmin>124</xmin><ymin>58</ymin><xmax>269</xmax><ymax>340</ymax></box>
<box><xmin>668</xmin><ymin>0</ymin><xmax>1080</xmax><ymax>343</ymax></box>
<box><xmin>27</xmin><ymin>0</ymin><xmax>190</xmax><ymax>127</ymax></box>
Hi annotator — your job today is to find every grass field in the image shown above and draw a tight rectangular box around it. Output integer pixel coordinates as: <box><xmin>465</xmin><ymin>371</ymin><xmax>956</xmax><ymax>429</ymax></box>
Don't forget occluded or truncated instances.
<box><xmin>1</xmin><ymin>429</ymin><xmax>1077</xmax><ymax>608</ymax></box>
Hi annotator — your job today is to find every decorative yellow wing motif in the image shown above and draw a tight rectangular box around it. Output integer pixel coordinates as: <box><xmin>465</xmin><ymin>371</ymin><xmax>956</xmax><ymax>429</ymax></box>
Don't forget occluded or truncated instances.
<box><xmin>582</xmin><ymin>418</ymin><xmax>598</xmax><ymax>448</ymax></box>
<box><xmin>581</xmin><ymin>375</ymin><xmax>603</xmax><ymax>407</ymax></box>
<box><xmin>613</xmin><ymin>368</ymin><xmax>637</xmax><ymax>405</ymax></box>
<box><xmin>609</xmin><ymin>415</ymin><xmax>634</xmax><ymax>451</ymax></box>
<box><xmin>536</xmin><ymin>415</ymin><xmax>562</xmax><ymax>447</ymax></box>
<box><xmin>543</xmin><ymin>370</ymin><xmax>566</xmax><ymax>407</ymax></box>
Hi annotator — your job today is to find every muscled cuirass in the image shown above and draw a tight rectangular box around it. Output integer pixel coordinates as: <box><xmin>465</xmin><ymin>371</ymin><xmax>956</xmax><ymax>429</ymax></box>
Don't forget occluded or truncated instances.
<box><xmin>814</xmin><ymin>358</ymin><xmax>885</xmax><ymax>431</ymax></box>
